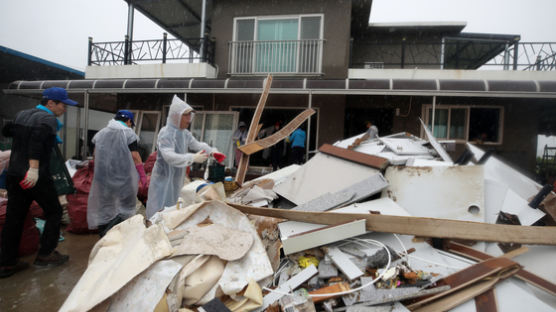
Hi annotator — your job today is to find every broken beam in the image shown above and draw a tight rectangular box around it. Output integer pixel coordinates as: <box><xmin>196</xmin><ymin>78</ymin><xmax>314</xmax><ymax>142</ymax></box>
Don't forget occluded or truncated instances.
<box><xmin>319</xmin><ymin>144</ymin><xmax>390</xmax><ymax>170</ymax></box>
<box><xmin>235</xmin><ymin>75</ymin><xmax>272</xmax><ymax>184</ymax></box>
<box><xmin>445</xmin><ymin>241</ymin><xmax>556</xmax><ymax>296</ymax></box>
<box><xmin>227</xmin><ymin>203</ymin><xmax>556</xmax><ymax>245</ymax></box>
<box><xmin>239</xmin><ymin>108</ymin><xmax>315</xmax><ymax>155</ymax></box>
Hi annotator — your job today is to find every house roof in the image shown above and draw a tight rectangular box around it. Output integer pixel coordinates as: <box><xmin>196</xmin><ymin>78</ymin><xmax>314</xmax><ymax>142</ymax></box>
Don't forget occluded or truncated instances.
<box><xmin>5</xmin><ymin>78</ymin><xmax>556</xmax><ymax>98</ymax></box>
<box><xmin>0</xmin><ymin>45</ymin><xmax>84</xmax><ymax>83</ymax></box>
<box><xmin>368</xmin><ymin>21</ymin><xmax>467</xmax><ymax>32</ymax></box>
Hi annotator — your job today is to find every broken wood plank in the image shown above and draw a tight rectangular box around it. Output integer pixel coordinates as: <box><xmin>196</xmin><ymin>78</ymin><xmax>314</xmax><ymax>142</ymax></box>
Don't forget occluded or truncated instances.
<box><xmin>239</xmin><ymin>108</ymin><xmax>315</xmax><ymax>155</ymax></box>
<box><xmin>408</xmin><ymin>257</ymin><xmax>520</xmax><ymax>311</ymax></box>
<box><xmin>445</xmin><ymin>241</ymin><xmax>556</xmax><ymax>297</ymax></box>
<box><xmin>309</xmin><ymin>282</ymin><xmax>351</xmax><ymax>303</ymax></box>
<box><xmin>475</xmin><ymin>289</ymin><xmax>498</xmax><ymax>312</ymax></box>
<box><xmin>324</xmin><ymin>246</ymin><xmax>364</xmax><ymax>281</ymax></box>
<box><xmin>227</xmin><ymin>203</ymin><xmax>556</xmax><ymax>245</ymax></box>
<box><xmin>281</xmin><ymin>219</ymin><xmax>366</xmax><ymax>255</ymax></box>
<box><xmin>235</xmin><ymin>75</ymin><xmax>272</xmax><ymax>184</ymax></box>
<box><xmin>319</xmin><ymin>144</ymin><xmax>390</xmax><ymax>170</ymax></box>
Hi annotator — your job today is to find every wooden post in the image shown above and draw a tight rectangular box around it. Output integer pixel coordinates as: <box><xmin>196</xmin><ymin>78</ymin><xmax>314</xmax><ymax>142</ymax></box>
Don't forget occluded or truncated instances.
<box><xmin>235</xmin><ymin>74</ymin><xmax>273</xmax><ymax>184</ymax></box>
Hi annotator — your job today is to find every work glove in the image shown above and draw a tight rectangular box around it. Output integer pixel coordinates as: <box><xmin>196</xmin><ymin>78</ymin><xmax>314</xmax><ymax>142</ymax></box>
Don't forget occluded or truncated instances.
<box><xmin>211</xmin><ymin>151</ymin><xmax>226</xmax><ymax>164</ymax></box>
<box><xmin>20</xmin><ymin>167</ymin><xmax>39</xmax><ymax>189</ymax></box>
<box><xmin>136</xmin><ymin>163</ymin><xmax>148</xmax><ymax>189</ymax></box>
<box><xmin>192</xmin><ymin>150</ymin><xmax>208</xmax><ymax>164</ymax></box>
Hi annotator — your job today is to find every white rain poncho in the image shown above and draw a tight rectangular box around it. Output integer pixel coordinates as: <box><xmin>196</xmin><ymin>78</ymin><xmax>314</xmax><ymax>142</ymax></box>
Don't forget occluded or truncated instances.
<box><xmin>87</xmin><ymin>119</ymin><xmax>139</xmax><ymax>228</ymax></box>
<box><xmin>146</xmin><ymin>95</ymin><xmax>214</xmax><ymax>218</ymax></box>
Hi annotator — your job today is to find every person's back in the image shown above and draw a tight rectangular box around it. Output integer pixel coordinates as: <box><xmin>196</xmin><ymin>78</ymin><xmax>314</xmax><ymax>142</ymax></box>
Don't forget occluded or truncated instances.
<box><xmin>87</xmin><ymin>116</ymin><xmax>140</xmax><ymax>235</ymax></box>
<box><xmin>7</xmin><ymin>108</ymin><xmax>57</xmax><ymax>178</ymax></box>
<box><xmin>290</xmin><ymin>128</ymin><xmax>306</xmax><ymax>148</ymax></box>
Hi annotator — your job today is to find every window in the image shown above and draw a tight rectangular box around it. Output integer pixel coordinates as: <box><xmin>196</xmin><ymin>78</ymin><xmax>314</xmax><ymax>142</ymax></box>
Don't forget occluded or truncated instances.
<box><xmin>423</xmin><ymin>105</ymin><xmax>503</xmax><ymax>144</ymax></box>
<box><xmin>190</xmin><ymin>111</ymin><xmax>239</xmax><ymax>168</ymax></box>
<box><xmin>231</xmin><ymin>14</ymin><xmax>323</xmax><ymax>74</ymax></box>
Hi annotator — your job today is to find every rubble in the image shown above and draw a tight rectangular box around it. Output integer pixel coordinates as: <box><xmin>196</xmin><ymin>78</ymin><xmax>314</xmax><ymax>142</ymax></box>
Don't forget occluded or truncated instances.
<box><xmin>59</xmin><ymin>119</ymin><xmax>556</xmax><ymax>312</ymax></box>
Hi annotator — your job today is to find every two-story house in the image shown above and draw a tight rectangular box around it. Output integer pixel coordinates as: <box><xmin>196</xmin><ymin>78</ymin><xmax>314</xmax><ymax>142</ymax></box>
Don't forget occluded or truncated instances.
<box><xmin>4</xmin><ymin>0</ymin><xmax>556</xmax><ymax>176</ymax></box>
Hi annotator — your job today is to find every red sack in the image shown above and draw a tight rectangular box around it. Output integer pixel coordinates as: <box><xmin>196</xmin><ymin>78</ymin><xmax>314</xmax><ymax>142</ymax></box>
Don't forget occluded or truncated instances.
<box><xmin>0</xmin><ymin>198</ymin><xmax>39</xmax><ymax>256</ymax></box>
<box><xmin>144</xmin><ymin>151</ymin><xmax>157</xmax><ymax>174</ymax></box>
<box><xmin>66</xmin><ymin>160</ymin><xmax>96</xmax><ymax>234</ymax></box>
<box><xmin>66</xmin><ymin>193</ymin><xmax>94</xmax><ymax>234</ymax></box>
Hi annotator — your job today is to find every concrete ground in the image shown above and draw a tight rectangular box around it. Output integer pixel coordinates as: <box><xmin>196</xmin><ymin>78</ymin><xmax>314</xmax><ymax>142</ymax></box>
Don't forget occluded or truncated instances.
<box><xmin>0</xmin><ymin>231</ymin><xmax>99</xmax><ymax>311</ymax></box>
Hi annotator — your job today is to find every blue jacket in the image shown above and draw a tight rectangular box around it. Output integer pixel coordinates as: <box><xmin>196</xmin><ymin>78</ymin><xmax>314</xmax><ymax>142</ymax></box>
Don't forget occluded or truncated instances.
<box><xmin>289</xmin><ymin>128</ymin><xmax>306</xmax><ymax>148</ymax></box>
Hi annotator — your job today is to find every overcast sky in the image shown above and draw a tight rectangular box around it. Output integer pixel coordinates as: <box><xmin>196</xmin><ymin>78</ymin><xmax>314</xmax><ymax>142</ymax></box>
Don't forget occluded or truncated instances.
<box><xmin>1</xmin><ymin>0</ymin><xmax>555</xmax><ymax>71</ymax></box>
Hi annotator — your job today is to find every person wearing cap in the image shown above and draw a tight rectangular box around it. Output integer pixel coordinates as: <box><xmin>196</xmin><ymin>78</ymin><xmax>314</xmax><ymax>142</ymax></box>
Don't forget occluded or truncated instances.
<box><xmin>87</xmin><ymin>110</ymin><xmax>147</xmax><ymax>237</ymax></box>
<box><xmin>146</xmin><ymin>95</ymin><xmax>226</xmax><ymax>219</ymax></box>
<box><xmin>232</xmin><ymin>121</ymin><xmax>247</xmax><ymax>167</ymax></box>
<box><xmin>0</xmin><ymin>87</ymin><xmax>77</xmax><ymax>278</ymax></box>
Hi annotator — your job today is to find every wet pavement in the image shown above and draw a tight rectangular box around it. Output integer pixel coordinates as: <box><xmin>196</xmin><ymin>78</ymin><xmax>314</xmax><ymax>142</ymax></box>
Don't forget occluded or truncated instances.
<box><xmin>0</xmin><ymin>231</ymin><xmax>99</xmax><ymax>311</ymax></box>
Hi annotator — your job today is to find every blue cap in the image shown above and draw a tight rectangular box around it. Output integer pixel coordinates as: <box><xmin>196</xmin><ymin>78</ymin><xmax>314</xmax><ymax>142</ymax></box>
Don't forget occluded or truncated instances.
<box><xmin>42</xmin><ymin>87</ymin><xmax>78</xmax><ymax>106</ymax></box>
<box><xmin>115</xmin><ymin>110</ymin><xmax>135</xmax><ymax>126</ymax></box>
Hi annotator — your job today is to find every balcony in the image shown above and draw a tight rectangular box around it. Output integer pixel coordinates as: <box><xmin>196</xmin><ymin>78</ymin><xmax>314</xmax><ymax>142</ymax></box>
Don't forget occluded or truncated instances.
<box><xmin>88</xmin><ymin>34</ymin><xmax>215</xmax><ymax>66</ymax></box>
<box><xmin>350</xmin><ymin>40</ymin><xmax>556</xmax><ymax>71</ymax></box>
<box><xmin>228</xmin><ymin>39</ymin><xmax>324</xmax><ymax>75</ymax></box>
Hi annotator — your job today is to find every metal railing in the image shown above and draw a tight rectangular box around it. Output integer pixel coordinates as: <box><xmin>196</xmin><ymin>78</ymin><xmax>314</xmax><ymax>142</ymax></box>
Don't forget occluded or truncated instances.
<box><xmin>228</xmin><ymin>39</ymin><xmax>324</xmax><ymax>75</ymax></box>
<box><xmin>485</xmin><ymin>42</ymin><xmax>556</xmax><ymax>70</ymax></box>
<box><xmin>88</xmin><ymin>34</ymin><xmax>215</xmax><ymax>66</ymax></box>
<box><xmin>350</xmin><ymin>40</ymin><xmax>556</xmax><ymax>71</ymax></box>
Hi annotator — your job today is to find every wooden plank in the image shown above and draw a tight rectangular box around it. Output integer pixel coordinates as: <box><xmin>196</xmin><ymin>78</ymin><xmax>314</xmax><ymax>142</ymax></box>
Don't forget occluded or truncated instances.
<box><xmin>414</xmin><ymin>278</ymin><xmax>501</xmax><ymax>312</ymax></box>
<box><xmin>239</xmin><ymin>108</ymin><xmax>315</xmax><ymax>155</ymax></box>
<box><xmin>319</xmin><ymin>144</ymin><xmax>390</xmax><ymax>170</ymax></box>
<box><xmin>235</xmin><ymin>75</ymin><xmax>273</xmax><ymax>184</ymax></box>
<box><xmin>308</xmin><ymin>282</ymin><xmax>350</xmax><ymax>303</ymax></box>
<box><xmin>475</xmin><ymin>289</ymin><xmax>498</xmax><ymax>312</ymax></box>
<box><xmin>408</xmin><ymin>257</ymin><xmax>520</xmax><ymax>310</ymax></box>
<box><xmin>227</xmin><ymin>203</ymin><xmax>556</xmax><ymax>245</ymax></box>
<box><xmin>446</xmin><ymin>241</ymin><xmax>556</xmax><ymax>296</ymax></box>
<box><xmin>281</xmin><ymin>219</ymin><xmax>366</xmax><ymax>255</ymax></box>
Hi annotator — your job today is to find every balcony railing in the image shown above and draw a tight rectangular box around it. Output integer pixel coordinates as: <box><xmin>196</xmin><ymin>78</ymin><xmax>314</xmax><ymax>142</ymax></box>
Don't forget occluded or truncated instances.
<box><xmin>88</xmin><ymin>34</ymin><xmax>215</xmax><ymax>66</ymax></box>
<box><xmin>350</xmin><ymin>41</ymin><xmax>556</xmax><ymax>71</ymax></box>
<box><xmin>228</xmin><ymin>39</ymin><xmax>324</xmax><ymax>75</ymax></box>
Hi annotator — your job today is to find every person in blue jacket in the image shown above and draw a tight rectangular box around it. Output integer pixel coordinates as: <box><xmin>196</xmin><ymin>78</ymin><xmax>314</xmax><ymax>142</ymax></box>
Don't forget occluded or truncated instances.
<box><xmin>288</xmin><ymin>126</ymin><xmax>306</xmax><ymax>165</ymax></box>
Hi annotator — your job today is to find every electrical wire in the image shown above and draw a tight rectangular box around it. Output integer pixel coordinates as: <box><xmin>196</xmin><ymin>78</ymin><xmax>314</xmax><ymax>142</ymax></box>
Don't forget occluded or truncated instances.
<box><xmin>392</xmin><ymin>233</ymin><xmax>411</xmax><ymax>266</ymax></box>
<box><xmin>262</xmin><ymin>238</ymin><xmax>392</xmax><ymax>298</ymax></box>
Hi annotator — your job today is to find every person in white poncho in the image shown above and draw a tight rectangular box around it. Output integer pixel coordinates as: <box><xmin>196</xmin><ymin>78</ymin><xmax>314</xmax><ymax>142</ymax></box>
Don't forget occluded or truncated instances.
<box><xmin>87</xmin><ymin>110</ymin><xmax>147</xmax><ymax>237</ymax></box>
<box><xmin>146</xmin><ymin>95</ymin><xmax>226</xmax><ymax>219</ymax></box>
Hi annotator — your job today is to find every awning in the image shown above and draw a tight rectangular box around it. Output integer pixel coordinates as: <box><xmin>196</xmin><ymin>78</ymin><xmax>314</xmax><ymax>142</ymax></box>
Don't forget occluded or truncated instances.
<box><xmin>5</xmin><ymin>78</ymin><xmax>556</xmax><ymax>98</ymax></box>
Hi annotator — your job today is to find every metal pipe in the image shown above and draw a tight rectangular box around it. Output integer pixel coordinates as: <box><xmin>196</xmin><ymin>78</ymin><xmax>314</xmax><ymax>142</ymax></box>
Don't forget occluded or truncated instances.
<box><xmin>431</xmin><ymin>96</ymin><xmax>436</xmax><ymax>135</ymax></box>
<box><xmin>199</xmin><ymin>0</ymin><xmax>207</xmax><ymax>61</ymax></box>
<box><xmin>88</xmin><ymin>37</ymin><xmax>93</xmax><ymax>66</ymax></box>
<box><xmin>82</xmin><ymin>91</ymin><xmax>90</xmax><ymax>159</ymax></box>
<box><xmin>75</xmin><ymin>106</ymin><xmax>81</xmax><ymax>159</ymax></box>
<box><xmin>127</xmin><ymin>3</ymin><xmax>135</xmax><ymax>44</ymax></box>
<box><xmin>62</xmin><ymin>109</ymin><xmax>68</xmax><ymax>159</ymax></box>
<box><xmin>440</xmin><ymin>37</ymin><xmax>445</xmax><ymax>69</ymax></box>
<box><xmin>503</xmin><ymin>42</ymin><xmax>510</xmax><ymax>70</ymax></box>
<box><xmin>513</xmin><ymin>40</ymin><xmax>519</xmax><ymax>70</ymax></box>
<box><xmin>162</xmin><ymin>32</ymin><xmax>168</xmax><ymax>64</ymax></box>
<box><xmin>307</xmin><ymin>90</ymin><xmax>312</xmax><ymax>162</ymax></box>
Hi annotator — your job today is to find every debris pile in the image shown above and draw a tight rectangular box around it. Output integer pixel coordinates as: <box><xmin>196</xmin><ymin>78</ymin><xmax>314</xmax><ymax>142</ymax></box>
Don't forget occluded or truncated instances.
<box><xmin>59</xmin><ymin>121</ymin><xmax>556</xmax><ymax>311</ymax></box>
